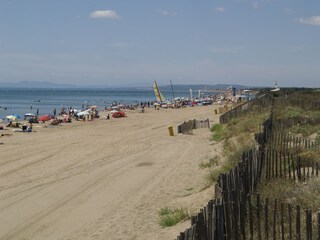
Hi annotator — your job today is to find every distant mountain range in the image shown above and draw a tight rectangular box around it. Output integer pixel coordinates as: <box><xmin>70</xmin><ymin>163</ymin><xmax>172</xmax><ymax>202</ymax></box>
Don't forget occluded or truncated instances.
<box><xmin>159</xmin><ymin>84</ymin><xmax>253</xmax><ymax>91</ymax></box>
<box><xmin>0</xmin><ymin>81</ymin><xmax>253</xmax><ymax>90</ymax></box>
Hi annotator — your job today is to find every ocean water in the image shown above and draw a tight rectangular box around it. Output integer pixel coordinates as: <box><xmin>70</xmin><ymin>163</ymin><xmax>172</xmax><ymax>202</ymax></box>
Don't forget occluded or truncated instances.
<box><xmin>0</xmin><ymin>88</ymin><xmax>191</xmax><ymax>120</ymax></box>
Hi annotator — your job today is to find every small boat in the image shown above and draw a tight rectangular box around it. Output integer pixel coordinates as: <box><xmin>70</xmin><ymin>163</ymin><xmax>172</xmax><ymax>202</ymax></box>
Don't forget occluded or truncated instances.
<box><xmin>271</xmin><ymin>81</ymin><xmax>280</xmax><ymax>92</ymax></box>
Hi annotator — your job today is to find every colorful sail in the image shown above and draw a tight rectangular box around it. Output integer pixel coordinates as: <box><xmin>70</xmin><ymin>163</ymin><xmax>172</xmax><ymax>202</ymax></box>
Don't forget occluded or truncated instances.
<box><xmin>153</xmin><ymin>81</ymin><xmax>165</xmax><ymax>102</ymax></box>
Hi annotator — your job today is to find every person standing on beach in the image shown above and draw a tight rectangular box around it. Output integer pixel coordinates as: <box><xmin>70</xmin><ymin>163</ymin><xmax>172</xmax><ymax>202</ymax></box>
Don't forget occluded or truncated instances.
<box><xmin>53</xmin><ymin>108</ymin><xmax>56</xmax><ymax>117</ymax></box>
<box><xmin>36</xmin><ymin>108</ymin><xmax>39</xmax><ymax>116</ymax></box>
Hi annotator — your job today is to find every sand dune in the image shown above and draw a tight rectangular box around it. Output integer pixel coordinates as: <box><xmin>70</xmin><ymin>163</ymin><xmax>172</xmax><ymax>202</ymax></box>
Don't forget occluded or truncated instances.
<box><xmin>0</xmin><ymin>105</ymin><xmax>220</xmax><ymax>240</ymax></box>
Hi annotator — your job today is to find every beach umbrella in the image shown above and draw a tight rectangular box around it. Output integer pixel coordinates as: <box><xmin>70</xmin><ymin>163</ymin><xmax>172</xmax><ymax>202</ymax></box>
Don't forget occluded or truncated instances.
<box><xmin>38</xmin><ymin>114</ymin><xmax>51</xmax><ymax>122</ymax></box>
<box><xmin>77</xmin><ymin>110</ymin><xmax>90</xmax><ymax>116</ymax></box>
<box><xmin>112</xmin><ymin>111</ymin><xmax>125</xmax><ymax>118</ymax></box>
<box><xmin>24</xmin><ymin>113</ymin><xmax>35</xmax><ymax>120</ymax></box>
<box><xmin>6</xmin><ymin>115</ymin><xmax>17</xmax><ymax>121</ymax></box>
<box><xmin>24</xmin><ymin>113</ymin><xmax>35</xmax><ymax>117</ymax></box>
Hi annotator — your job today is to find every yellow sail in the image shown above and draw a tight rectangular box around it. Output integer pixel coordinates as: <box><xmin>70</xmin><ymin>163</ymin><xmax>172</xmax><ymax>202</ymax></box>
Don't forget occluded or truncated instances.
<box><xmin>153</xmin><ymin>81</ymin><xmax>164</xmax><ymax>102</ymax></box>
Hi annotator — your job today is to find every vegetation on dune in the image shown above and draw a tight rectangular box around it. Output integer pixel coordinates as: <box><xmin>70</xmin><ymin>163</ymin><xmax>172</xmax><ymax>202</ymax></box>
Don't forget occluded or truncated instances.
<box><xmin>158</xmin><ymin>207</ymin><xmax>190</xmax><ymax>227</ymax></box>
<box><xmin>182</xmin><ymin>90</ymin><xmax>320</xmax><ymax>238</ymax></box>
<box><xmin>255</xmin><ymin>177</ymin><xmax>320</xmax><ymax>211</ymax></box>
<box><xmin>207</xmin><ymin>106</ymin><xmax>267</xmax><ymax>185</ymax></box>
<box><xmin>210</xmin><ymin>124</ymin><xmax>224</xmax><ymax>142</ymax></box>
<box><xmin>207</xmin><ymin>90</ymin><xmax>320</xmax><ymax>202</ymax></box>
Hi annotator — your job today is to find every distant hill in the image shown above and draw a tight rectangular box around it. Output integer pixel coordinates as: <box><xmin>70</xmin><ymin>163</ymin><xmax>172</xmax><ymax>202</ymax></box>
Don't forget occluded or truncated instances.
<box><xmin>159</xmin><ymin>84</ymin><xmax>253</xmax><ymax>91</ymax></box>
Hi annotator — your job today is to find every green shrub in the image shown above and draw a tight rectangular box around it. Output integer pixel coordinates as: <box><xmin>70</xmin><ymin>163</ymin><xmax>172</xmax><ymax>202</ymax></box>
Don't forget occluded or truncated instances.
<box><xmin>158</xmin><ymin>207</ymin><xmax>189</xmax><ymax>227</ymax></box>
<box><xmin>286</xmin><ymin>107</ymin><xmax>302</xmax><ymax>119</ymax></box>
<box><xmin>211</xmin><ymin>124</ymin><xmax>224</xmax><ymax>142</ymax></box>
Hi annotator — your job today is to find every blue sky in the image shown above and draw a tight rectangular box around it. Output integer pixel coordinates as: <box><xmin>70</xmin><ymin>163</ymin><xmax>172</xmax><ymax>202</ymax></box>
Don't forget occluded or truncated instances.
<box><xmin>0</xmin><ymin>0</ymin><xmax>319</xmax><ymax>88</ymax></box>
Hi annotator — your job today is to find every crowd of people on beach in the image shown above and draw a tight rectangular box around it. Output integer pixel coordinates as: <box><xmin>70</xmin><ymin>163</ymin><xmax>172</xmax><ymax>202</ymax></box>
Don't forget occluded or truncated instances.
<box><xmin>0</xmin><ymin>88</ymin><xmax>254</xmax><ymax>136</ymax></box>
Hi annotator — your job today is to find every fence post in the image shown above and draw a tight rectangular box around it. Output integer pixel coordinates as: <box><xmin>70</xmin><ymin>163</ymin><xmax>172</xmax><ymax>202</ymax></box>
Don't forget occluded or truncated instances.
<box><xmin>257</xmin><ymin>194</ymin><xmax>262</xmax><ymax>240</ymax></box>
<box><xmin>249</xmin><ymin>197</ymin><xmax>254</xmax><ymax>240</ymax></box>
<box><xmin>317</xmin><ymin>212</ymin><xmax>320</xmax><ymax>240</ymax></box>
<box><xmin>280</xmin><ymin>203</ymin><xmax>285</xmax><ymax>240</ymax></box>
<box><xmin>273</xmin><ymin>199</ymin><xmax>277</xmax><ymax>240</ymax></box>
<box><xmin>306</xmin><ymin>209</ymin><xmax>312</xmax><ymax>240</ymax></box>
<box><xmin>296</xmin><ymin>205</ymin><xmax>301</xmax><ymax>240</ymax></box>
<box><xmin>265</xmin><ymin>198</ymin><xmax>269</xmax><ymax>240</ymax></box>
<box><xmin>288</xmin><ymin>204</ymin><xmax>293</xmax><ymax>240</ymax></box>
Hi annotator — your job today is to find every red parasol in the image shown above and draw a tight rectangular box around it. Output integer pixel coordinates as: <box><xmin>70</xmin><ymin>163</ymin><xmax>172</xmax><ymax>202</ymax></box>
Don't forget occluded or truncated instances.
<box><xmin>38</xmin><ymin>114</ymin><xmax>51</xmax><ymax>122</ymax></box>
<box><xmin>112</xmin><ymin>111</ymin><xmax>125</xmax><ymax>118</ymax></box>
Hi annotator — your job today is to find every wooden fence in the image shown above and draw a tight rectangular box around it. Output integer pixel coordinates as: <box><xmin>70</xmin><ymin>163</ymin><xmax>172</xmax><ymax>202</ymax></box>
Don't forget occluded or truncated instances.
<box><xmin>177</xmin><ymin>119</ymin><xmax>210</xmax><ymax>134</ymax></box>
<box><xmin>177</xmin><ymin>143</ymin><xmax>320</xmax><ymax>239</ymax></box>
<box><xmin>177</xmin><ymin>196</ymin><xmax>320</xmax><ymax>240</ymax></box>
<box><xmin>176</xmin><ymin>92</ymin><xmax>320</xmax><ymax>240</ymax></box>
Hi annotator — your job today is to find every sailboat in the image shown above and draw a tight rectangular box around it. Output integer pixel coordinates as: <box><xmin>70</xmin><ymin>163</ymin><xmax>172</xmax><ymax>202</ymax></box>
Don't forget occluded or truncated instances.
<box><xmin>153</xmin><ymin>81</ymin><xmax>165</xmax><ymax>102</ymax></box>
<box><xmin>271</xmin><ymin>81</ymin><xmax>280</xmax><ymax>92</ymax></box>
<box><xmin>190</xmin><ymin>89</ymin><xmax>193</xmax><ymax>99</ymax></box>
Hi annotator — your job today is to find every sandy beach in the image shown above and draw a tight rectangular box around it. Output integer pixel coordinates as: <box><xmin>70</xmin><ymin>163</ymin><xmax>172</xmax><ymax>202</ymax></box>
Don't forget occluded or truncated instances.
<box><xmin>0</xmin><ymin>104</ymin><xmax>220</xmax><ymax>240</ymax></box>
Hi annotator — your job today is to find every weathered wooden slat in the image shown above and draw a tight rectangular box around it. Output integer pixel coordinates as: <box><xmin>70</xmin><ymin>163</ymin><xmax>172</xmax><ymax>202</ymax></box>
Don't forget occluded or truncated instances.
<box><xmin>273</xmin><ymin>199</ymin><xmax>277</xmax><ymax>240</ymax></box>
<box><xmin>265</xmin><ymin>198</ymin><xmax>269</xmax><ymax>240</ymax></box>
<box><xmin>288</xmin><ymin>204</ymin><xmax>293</xmax><ymax>240</ymax></box>
<box><xmin>280</xmin><ymin>203</ymin><xmax>285</xmax><ymax>240</ymax></box>
<box><xmin>296</xmin><ymin>205</ymin><xmax>301</xmax><ymax>240</ymax></box>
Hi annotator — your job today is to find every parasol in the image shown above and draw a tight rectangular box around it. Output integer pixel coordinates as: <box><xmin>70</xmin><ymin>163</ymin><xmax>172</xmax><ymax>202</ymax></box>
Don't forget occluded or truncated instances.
<box><xmin>112</xmin><ymin>111</ymin><xmax>125</xmax><ymax>118</ymax></box>
<box><xmin>77</xmin><ymin>110</ymin><xmax>91</xmax><ymax>116</ymax></box>
<box><xmin>24</xmin><ymin>113</ymin><xmax>35</xmax><ymax>117</ymax></box>
<box><xmin>38</xmin><ymin>114</ymin><xmax>51</xmax><ymax>122</ymax></box>
<box><xmin>6</xmin><ymin>115</ymin><xmax>17</xmax><ymax>121</ymax></box>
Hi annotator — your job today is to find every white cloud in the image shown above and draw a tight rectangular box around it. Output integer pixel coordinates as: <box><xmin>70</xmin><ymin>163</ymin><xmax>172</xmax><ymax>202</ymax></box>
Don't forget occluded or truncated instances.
<box><xmin>90</xmin><ymin>10</ymin><xmax>119</xmax><ymax>19</ymax></box>
<box><xmin>214</xmin><ymin>7</ymin><xmax>225</xmax><ymax>13</ymax></box>
<box><xmin>297</xmin><ymin>16</ymin><xmax>320</xmax><ymax>26</ymax></box>
<box><xmin>156</xmin><ymin>9</ymin><xmax>177</xmax><ymax>16</ymax></box>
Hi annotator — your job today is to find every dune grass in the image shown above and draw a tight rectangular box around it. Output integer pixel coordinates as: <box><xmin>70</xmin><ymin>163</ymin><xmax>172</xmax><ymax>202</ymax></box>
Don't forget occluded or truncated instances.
<box><xmin>210</xmin><ymin>124</ymin><xmax>224</xmax><ymax>142</ymax></box>
<box><xmin>158</xmin><ymin>207</ymin><xmax>190</xmax><ymax>227</ymax></box>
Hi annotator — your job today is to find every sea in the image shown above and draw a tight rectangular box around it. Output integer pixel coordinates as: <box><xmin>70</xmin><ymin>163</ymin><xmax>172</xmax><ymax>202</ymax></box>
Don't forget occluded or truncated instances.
<box><xmin>0</xmin><ymin>88</ymin><xmax>192</xmax><ymax>120</ymax></box>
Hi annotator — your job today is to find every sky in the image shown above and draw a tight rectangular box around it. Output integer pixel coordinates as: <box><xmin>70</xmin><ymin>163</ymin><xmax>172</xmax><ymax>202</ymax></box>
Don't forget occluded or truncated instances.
<box><xmin>0</xmin><ymin>0</ymin><xmax>319</xmax><ymax>88</ymax></box>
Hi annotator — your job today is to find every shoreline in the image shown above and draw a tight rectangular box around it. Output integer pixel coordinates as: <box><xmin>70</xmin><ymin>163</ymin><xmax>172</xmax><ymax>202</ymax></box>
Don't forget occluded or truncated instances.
<box><xmin>0</xmin><ymin>104</ymin><xmax>220</xmax><ymax>240</ymax></box>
